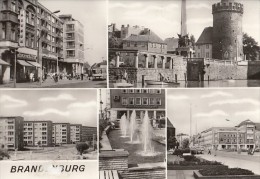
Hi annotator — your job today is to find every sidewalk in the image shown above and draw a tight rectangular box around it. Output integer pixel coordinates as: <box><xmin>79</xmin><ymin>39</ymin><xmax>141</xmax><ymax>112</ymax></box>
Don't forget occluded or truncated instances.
<box><xmin>198</xmin><ymin>152</ymin><xmax>260</xmax><ymax>175</ymax></box>
<box><xmin>0</xmin><ymin>77</ymin><xmax>105</xmax><ymax>88</ymax></box>
<box><xmin>167</xmin><ymin>170</ymin><xmax>195</xmax><ymax>179</ymax></box>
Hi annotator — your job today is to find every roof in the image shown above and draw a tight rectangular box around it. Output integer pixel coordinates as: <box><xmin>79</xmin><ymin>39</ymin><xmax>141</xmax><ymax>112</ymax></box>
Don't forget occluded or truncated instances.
<box><xmin>196</xmin><ymin>27</ymin><xmax>213</xmax><ymax>45</ymax></box>
<box><xmin>237</xmin><ymin>119</ymin><xmax>255</xmax><ymax>127</ymax></box>
<box><xmin>123</xmin><ymin>30</ymin><xmax>165</xmax><ymax>44</ymax></box>
<box><xmin>167</xmin><ymin>118</ymin><xmax>174</xmax><ymax>128</ymax></box>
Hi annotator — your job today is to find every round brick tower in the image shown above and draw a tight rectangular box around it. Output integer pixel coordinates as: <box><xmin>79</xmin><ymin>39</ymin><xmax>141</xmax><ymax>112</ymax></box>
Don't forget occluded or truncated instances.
<box><xmin>212</xmin><ymin>0</ymin><xmax>244</xmax><ymax>62</ymax></box>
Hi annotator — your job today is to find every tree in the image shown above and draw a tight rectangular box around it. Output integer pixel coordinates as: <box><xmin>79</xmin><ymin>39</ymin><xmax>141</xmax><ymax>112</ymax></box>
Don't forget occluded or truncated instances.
<box><xmin>243</xmin><ymin>33</ymin><xmax>260</xmax><ymax>61</ymax></box>
<box><xmin>181</xmin><ymin>138</ymin><xmax>190</xmax><ymax>149</ymax></box>
<box><xmin>0</xmin><ymin>150</ymin><xmax>10</xmax><ymax>160</ymax></box>
<box><xmin>190</xmin><ymin>34</ymin><xmax>196</xmax><ymax>47</ymax></box>
<box><xmin>76</xmin><ymin>142</ymin><xmax>89</xmax><ymax>155</ymax></box>
<box><xmin>167</xmin><ymin>136</ymin><xmax>179</xmax><ymax>150</ymax></box>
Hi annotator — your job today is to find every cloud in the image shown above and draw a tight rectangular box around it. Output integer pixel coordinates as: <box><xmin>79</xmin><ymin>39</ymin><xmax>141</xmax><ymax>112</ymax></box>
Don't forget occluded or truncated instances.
<box><xmin>187</xmin><ymin>3</ymin><xmax>211</xmax><ymax>10</ymax></box>
<box><xmin>234</xmin><ymin>110</ymin><xmax>260</xmax><ymax>118</ymax></box>
<box><xmin>209</xmin><ymin>98</ymin><xmax>260</xmax><ymax>106</ymax></box>
<box><xmin>67</xmin><ymin>101</ymin><xmax>96</xmax><ymax>109</ymax></box>
<box><xmin>23</xmin><ymin>109</ymin><xmax>69</xmax><ymax>117</ymax></box>
<box><xmin>109</xmin><ymin>2</ymin><xmax>142</xmax><ymax>9</ymax></box>
<box><xmin>168</xmin><ymin>95</ymin><xmax>189</xmax><ymax>100</ymax></box>
<box><xmin>39</xmin><ymin>94</ymin><xmax>76</xmax><ymax>102</ymax></box>
<box><xmin>195</xmin><ymin>110</ymin><xmax>228</xmax><ymax>117</ymax></box>
<box><xmin>0</xmin><ymin>95</ymin><xmax>28</xmax><ymax>108</ymax></box>
<box><xmin>201</xmin><ymin>91</ymin><xmax>233</xmax><ymax>98</ymax></box>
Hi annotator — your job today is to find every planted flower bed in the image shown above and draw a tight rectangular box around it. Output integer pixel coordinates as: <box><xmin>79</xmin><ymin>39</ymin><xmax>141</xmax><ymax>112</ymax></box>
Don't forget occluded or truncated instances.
<box><xmin>194</xmin><ymin>168</ymin><xmax>260</xmax><ymax>179</ymax></box>
<box><xmin>167</xmin><ymin>155</ymin><xmax>227</xmax><ymax>170</ymax></box>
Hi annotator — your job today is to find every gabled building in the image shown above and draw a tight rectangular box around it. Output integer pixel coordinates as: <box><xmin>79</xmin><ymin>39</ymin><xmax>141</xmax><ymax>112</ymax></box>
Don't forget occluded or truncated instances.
<box><xmin>194</xmin><ymin>27</ymin><xmax>213</xmax><ymax>59</ymax></box>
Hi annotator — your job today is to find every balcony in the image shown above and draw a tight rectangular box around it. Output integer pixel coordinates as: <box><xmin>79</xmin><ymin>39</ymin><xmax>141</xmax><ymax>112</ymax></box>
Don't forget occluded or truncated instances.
<box><xmin>66</xmin><ymin>36</ymin><xmax>75</xmax><ymax>40</ymax></box>
<box><xmin>66</xmin><ymin>45</ymin><xmax>75</xmax><ymax>49</ymax></box>
<box><xmin>66</xmin><ymin>28</ymin><xmax>75</xmax><ymax>32</ymax></box>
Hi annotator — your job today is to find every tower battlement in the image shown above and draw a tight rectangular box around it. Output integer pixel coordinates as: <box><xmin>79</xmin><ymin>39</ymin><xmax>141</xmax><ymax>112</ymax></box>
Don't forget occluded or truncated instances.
<box><xmin>212</xmin><ymin>2</ymin><xmax>243</xmax><ymax>14</ymax></box>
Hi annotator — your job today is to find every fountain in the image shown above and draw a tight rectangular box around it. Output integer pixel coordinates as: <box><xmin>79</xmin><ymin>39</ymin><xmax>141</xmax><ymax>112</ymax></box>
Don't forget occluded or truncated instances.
<box><xmin>130</xmin><ymin>110</ymin><xmax>136</xmax><ymax>143</ymax></box>
<box><xmin>142</xmin><ymin>111</ymin><xmax>152</xmax><ymax>153</ymax></box>
<box><xmin>120</xmin><ymin>114</ymin><xmax>128</xmax><ymax>137</ymax></box>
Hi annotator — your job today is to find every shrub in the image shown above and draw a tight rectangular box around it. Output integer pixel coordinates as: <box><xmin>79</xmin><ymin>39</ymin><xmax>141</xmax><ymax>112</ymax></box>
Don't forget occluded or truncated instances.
<box><xmin>183</xmin><ymin>155</ymin><xmax>197</xmax><ymax>162</ymax></box>
<box><xmin>0</xmin><ymin>150</ymin><xmax>10</xmax><ymax>160</ymax></box>
<box><xmin>199</xmin><ymin>167</ymin><xmax>254</xmax><ymax>176</ymax></box>
<box><xmin>76</xmin><ymin>143</ymin><xmax>89</xmax><ymax>155</ymax></box>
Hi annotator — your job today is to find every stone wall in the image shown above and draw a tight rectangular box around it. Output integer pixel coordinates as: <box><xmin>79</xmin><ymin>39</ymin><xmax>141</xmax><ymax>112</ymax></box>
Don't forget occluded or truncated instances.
<box><xmin>99</xmin><ymin>150</ymin><xmax>129</xmax><ymax>172</ymax></box>
<box><xmin>121</xmin><ymin>167</ymin><xmax>165</xmax><ymax>179</ymax></box>
<box><xmin>248</xmin><ymin>61</ymin><xmax>260</xmax><ymax>79</ymax></box>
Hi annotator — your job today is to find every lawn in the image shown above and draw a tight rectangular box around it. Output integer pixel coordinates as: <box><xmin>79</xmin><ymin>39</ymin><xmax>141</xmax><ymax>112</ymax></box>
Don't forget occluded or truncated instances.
<box><xmin>108</xmin><ymin>129</ymin><xmax>165</xmax><ymax>165</ymax></box>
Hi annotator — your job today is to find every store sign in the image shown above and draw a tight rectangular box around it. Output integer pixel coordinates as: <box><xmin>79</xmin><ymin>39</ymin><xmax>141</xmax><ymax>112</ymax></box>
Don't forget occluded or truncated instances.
<box><xmin>18</xmin><ymin>9</ymin><xmax>26</xmax><ymax>46</ymax></box>
<box><xmin>17</xmin><ymin>53</ymin><xmax>37</xmax><ymax>61</ymax></box>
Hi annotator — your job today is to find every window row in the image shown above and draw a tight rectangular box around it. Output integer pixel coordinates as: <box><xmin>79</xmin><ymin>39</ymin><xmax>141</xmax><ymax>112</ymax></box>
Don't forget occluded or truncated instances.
<box><xmin>122</xmin><ymin>97</ymin><xmax>162</xmax><ymax>105</ymax></box>
<box><xmin>122</xmin><ymin>89</ymin><xmax>161</xmax><ymax>94</ymax></box>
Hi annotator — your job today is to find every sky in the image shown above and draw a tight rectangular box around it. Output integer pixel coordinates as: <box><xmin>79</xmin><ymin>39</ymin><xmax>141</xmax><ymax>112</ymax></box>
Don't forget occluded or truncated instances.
<box><xmin>39</xmin><ymin>0</ymin><xmax>107</xmax><ymax>65</ymax></box>
<box><xmin>109</xmin><ymin>0</ymin><xmax>260</xmax><ymax>43</ymax></box>
<box><xmin>167</xmin><ymin>89</ymin><xmax>260</xmax><ymax>136</ymax></box>
<box><xmin>0</xmin><ymin>90</ymin><xmax>97</xmax><ymax>127</ymax></box>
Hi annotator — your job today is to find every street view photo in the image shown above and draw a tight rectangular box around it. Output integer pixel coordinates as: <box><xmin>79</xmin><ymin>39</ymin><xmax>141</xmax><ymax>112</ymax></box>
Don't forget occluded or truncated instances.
<box><xmin>0</xmin><ymin>90</ymin><xmax>97</xmax><ymax>160</ymax></box>
<box><xmin>0</xmin><ymin>0</ymin><xmax>107</xmax><ymax>88</ymax></box>
<box><xmin>108</xmin><ymin>0</ymin><xmax>260</xmax><ymax>88</ymax></box>
<box><xmin>99</xmin><ymin>89</ymin><xmax>166</xmax><ymax>179</ymax></box>
<box><xmin>167</xmin><ymin>89</ymin><xmax>260</xmax><ymax>178</ymax></box>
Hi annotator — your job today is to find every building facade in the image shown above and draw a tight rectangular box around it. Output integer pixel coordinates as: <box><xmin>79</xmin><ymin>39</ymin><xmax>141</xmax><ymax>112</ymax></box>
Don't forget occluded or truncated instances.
<box><xmin>70</xmin><ymin>124</ymin><xmax>81</xmax><ymax>144</ymax></box>
<box><xmin>81</xmin><ymin>126</ymin><xmax>97</xmax><ymax>142</ymax></box>
<box><xmin>52</xmin><ymin>123</ymin><xmax>70</xmax><ymax>145</ymax></box>
<box><xmin>109</xmin><ymin>89</ymin><xmax>166</xmax><ymax>121</ymax></box>
<box><xmin>0</xmin><ymin>116</ymin><xmax>24</xmax><ymax>150</ymax></box>
<box><xmin>23</xmin><ymin>120</ymin><xmax>52</xmax><ymax>146</ymax></box>
<box><xmin>194</xmin><ymin>27</ymin><xmax>213</xmax><ymax>59</ymax></box>
<box><xmin>59</xmin><ymin>14</ymin><xmax>84</xmax><ymax>76</ymax></box>
<box><xmin>198</xmin><ymin>120</ymin><xmax>258</xmax><ymax>150</ymax></box>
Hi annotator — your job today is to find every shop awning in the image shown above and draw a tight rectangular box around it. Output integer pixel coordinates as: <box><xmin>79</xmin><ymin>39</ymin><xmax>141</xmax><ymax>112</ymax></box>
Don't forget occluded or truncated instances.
<box><xmin>0</xmin><ymin>59</ymin><xmax>10</xmax><ymax>66</ymax></box>
<box><xmin>27</xmin><ymin>61</ymin><xmax>41</xmax><ymax>68</ymax></box>
<box><xmin>17</xmin><ymin>60</ymin><xmax>33</xmax><ymax>67</ymax></box>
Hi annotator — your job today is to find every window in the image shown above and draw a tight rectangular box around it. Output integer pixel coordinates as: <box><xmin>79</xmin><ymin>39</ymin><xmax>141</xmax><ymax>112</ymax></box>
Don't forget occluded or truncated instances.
<box><xmin>52</xmin><ymin>27</ymin><xmax>55</xmax><ymax>33</ymax></box>
<box><xmin>198</xmin><ymin>53</ymin><xmax>200</xmax><ymax>58</ymax></box>
<box><xmin>129</xmin><ymin>89</ymin><xmax>134</xmax><ymax>93</ymax></box>
<box><xmin>11</xmin><ymin>1</ymin><xmax>16</xmax><ymax>12</ymax></box>
<box><xmin>156</xmin><ymin>89</ymin><xmax>161</xmax><ymax>94</ymax></box>
<box><xmin>206</xmin><ymin>44</ymin><xmax>209</xmax><ymax>49</ymax></box>
<box><xmin>149</xmin><ymin>98</ymin><xmax>155</xmax><ymax>105</ymax></box>
<box><xmin>156</xmin><ymin>98</ymin><xmax>161</xmax><ymax>105</ymax></box>
<box><xmin>31</xmin><ymin>14</ymin><xmax>35</xmax><ymax>26</ymax></box>
<box><xmin>52</xmin><ymin>46</ymin><xmax>55</xmax><ymax>52</ymax></box>
<box><xmin>129</xmin><ymin>98</ymin><xmax>134</xmax><ymax>105</ymax></box>
<box><xmin>127</xmin><ymin>42</ymin><xmax>130</xmax><ymax>47</ymax></box>
<box><xmin>206</xmin><ymin>52</ymin><xmax>209</xmax><ymax>58</ymax></box>
<box><xmin>122</xmin><ymin>97</ymin><xmax>127</xmax><ymax>105</ymax></box>
<box><xmin>3</xmin><ymin>1</ymin><xmax>7</xmax><ymax>10</ymax></box>
<box><xmin>135</xmin><ymin>98</ymin><xmax>141</xmax><ymax>105</ymax></box>
<box><xmin>52</xmin><ymin>37</ymin><xmax>55</xmax><ymax>43</ymax></box>
<box><xmin>122</xmin><ymin>89</ymin><xmax>127</xmax><ymax>93</ymax></box>
<box><xmin>2</xmin><ymin>23</ymin><xmax>6</xmax><ymax>39</ymax></box>
<box><xmin>11</xmin><ymin>24</ymin><xmax>16</xmax><ymax>41</ymax></box>
<box><xmin>142</xmin><ymin>98</ymin><xmax>148</xmax><ymax>105</ymax></box>
<box><xmin>142</xmin><ymin>89</ymin><xmax>148</xmax><ymax>93</ymax></box>
<box><xmin>26</xmin><ymin>11</ymin><xmax>29</xmax><ymax>23</ymax></box>
<box><xmin>25</xmin><ymin>33</ymin><xmax>29</xmax><ymax>46</ymax></box>
<box><xmin>8</xmin><ymin>131</ymin><xmax>14</xmax><ymax>135</ymax></box>
<box><xmin>135</xmin><ymin>89</ymin><xmax>141</xmax><ymax>93</ymax></box>
<box><xmin>134</xmin><ymin>43</ymin><xmax>137</xmax><ymax>47</ymax></box>
<box><xmin>31</xmin><ymin>35</ymin><xmax>34</xmax><ymax>48</ymax></box>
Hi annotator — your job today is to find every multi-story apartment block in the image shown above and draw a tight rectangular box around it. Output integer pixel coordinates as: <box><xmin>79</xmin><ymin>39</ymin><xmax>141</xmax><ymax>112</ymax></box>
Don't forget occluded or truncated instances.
<box><xmin>23</xmin><ymin>120</ymin><xmax>52</xmax><ymax>146</ymax></box>
<box><xmin>198</xmin><ymin>120</ymin><xmax>259</xmax><ymax>150</ymax></box>
<box><xmin>81</xmin><ymin>126</ymin><xmax>97</xmax><ymax>142</ymax></box>
<box><xmin>59</xmin><ymin>14</ymin><xmax>84</xmax><ymax>76</ymax></box>
<box><xmin>52</xmin><ymin>123</ymin><xmax>70</xmax><ymax>145</ymax></box>
<box><xmin>0</xmin><ymin>116</ymin><xmax>24</xmax><ymax>150</ymax></box>
<box><xmin>109</xmin><ymin>89</ymin><xmax>166</xmax><ymax>121</ymax></box>
<box><xmin>70</xmin><ymin>124</ymin><xmax>82</xmax><ymax>144</ymax></box>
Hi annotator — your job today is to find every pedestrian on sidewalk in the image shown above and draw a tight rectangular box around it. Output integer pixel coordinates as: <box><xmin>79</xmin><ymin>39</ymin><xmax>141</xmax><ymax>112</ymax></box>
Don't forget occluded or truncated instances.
<box><xmin>29</xmin><ymin>72</ymin><xmax>34</xmax><ymax>83</ymax></box>
<box><xmin>208</xmin><ymin>148</ymin><xmax>211</xmax><ymax>155</ymax></box>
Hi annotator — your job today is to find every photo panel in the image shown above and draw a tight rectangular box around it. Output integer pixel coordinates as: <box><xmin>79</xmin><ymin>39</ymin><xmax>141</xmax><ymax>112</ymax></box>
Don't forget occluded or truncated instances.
<box><xmin>0</xmin><ymin>0</ymin><xmax>107</xmax><ymax>88</ymax></box>
<box><xmin>0</xmin><ymin>89</ymin><xmax>98</xmax><ymax>179</ymax></box>
<box><xmin>108</xmin><ymin>0</ymin><xmax>260</xmax><ymax>88</ymax></box>
<box><xmin>167</xmin><ymin>88</ymin><xmax>260</xmax><ymax>178</ymax></box>
<box><xmin>99</xmin><ymin>89</ymin><xmax>166</xmax><ymax>179</ymax></box>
